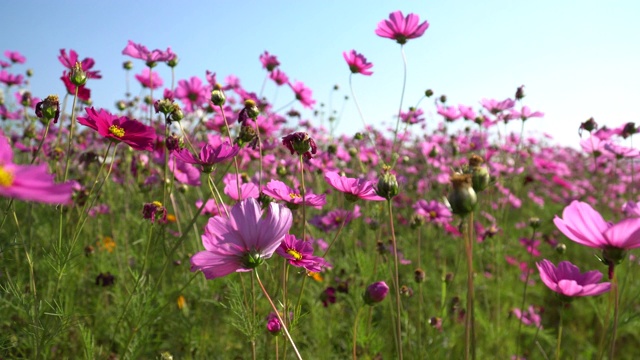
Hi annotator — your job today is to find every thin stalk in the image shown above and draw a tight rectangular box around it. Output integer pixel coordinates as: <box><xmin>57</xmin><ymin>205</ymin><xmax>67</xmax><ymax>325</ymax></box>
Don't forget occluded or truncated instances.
<box><xmin>387</xmin><ymin>199</ymin><xmax>403</xmax><ymax>360</ymax></box>
<box><xmin>556</xmin><ymin>307</ymin><xmax>564</xmax><ymax>360</ymax></box>
<box><xmin>609</xmin><ymin>268</ymin><xmax>619</xmax><ymax>359</ymax></box>
<box><xmin>464</xmin><ymin>212</ymin><xmax>476</xmax><ymax>360</ymax></box>
<box><xmin>516</xmin><ymin>226</ymin><xmax>538</xmax><ymax>358</ymax></box>
<box><xmin>391</xmin><ymin>45</ymin><xmax>408</xmax><ymax>159</ymax></box>
<box><xmin>255</xmin><ymin>271</ymin><xmax>302</xmax><ymax>360</ymax></box>
<box><xmin>299</xmin><ymin>154</ymin><xmax>307</xmax><ymax>241</ymax></box>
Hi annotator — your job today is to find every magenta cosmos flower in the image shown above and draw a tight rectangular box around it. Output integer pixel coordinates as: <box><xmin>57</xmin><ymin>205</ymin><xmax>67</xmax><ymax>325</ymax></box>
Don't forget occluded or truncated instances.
<box><xmin>413</xmin><ymin>199</ymin><xmax>452</xmax><ymax>226</ymax></box>
<box><xmin>78</xmin><ymin>107</ymin><xmax>156</xmax><ymax>151</ymax></box>
<box><xmin>375</xmin><ymin>11</ymin><xmax>429</xmax><ymax>45</ymax></box>
<box><xmin>363</xmin><ymin>281</ymin><xmax>389</xmax><ymax>305</ymax></box>
<box><xmin>324</xmin><ymin>172</ymin><xmax>384</xmax><ymax>202</ymax></box>
<box><xmin>172</xmin><ymin>141</ymin><xmax>239</xmax><ymax>173</ymax></box>
<box><xmin>262</xmin><ymin>179</ymin><xmax>326</xmax><ymax>209</ymax></box>
<box><xmin>58</xmin><ymin>49</ymin><xmax>102</xmax><ymax>79</ymax></box>
<box><xmin>554</xmin><ymin>200</ymin><xmax>640</xmax><ymax>265</ymax></box>
<box><xmin>276</xmin><ymin>234</ymin><xmax>326</xmax><ymax>272</ymax></box>
<box><xmin>174</xmin><ymin>76</ymin><xmax>209</xmax><ymax>113</ymax></box>
<box><xmin>282</xmin><ymin>131</ymin><xmax>317</xmax><ymax>160</ymax></box>
<box><xmin>122</xmin><ymin>40</ymin><xmax>175</xmax><ymax>65</ymax></box>
<box><xmin>190</xmin><ymin>198</ymin><xmax>293</xmax><ymax>279</ymax></box>
<box><xmin>289</xmin><ymin>81</ymin><xmax>316</xmax><ymax>109</ymax></box>
<box><xmin>0</xmin><ymin>133</ymin><xmax>73</xmax><ymax>205</ymax></box>
<box><xmin>259</xmin><ymin>51</ymin><xmax>280</xmax><ymax>72</ymax></box>
<box><xmin>536</xmin><ymin>259</ymin><xmax>610</xmax><ymax>298</ymax></box>
<box><xmin>135</xmin><ymin>68</ymin><xmax>163</xmax><ymax>89</ymax></box>
<box><xmin>343</xmin><ymin>50</ymin><xmax>373</xmax><ymax>76</ymax></box>
<box><xmin>4</xmin><ymin>50</ymin><xmax>26</xmax><ymax>64</ymax></box>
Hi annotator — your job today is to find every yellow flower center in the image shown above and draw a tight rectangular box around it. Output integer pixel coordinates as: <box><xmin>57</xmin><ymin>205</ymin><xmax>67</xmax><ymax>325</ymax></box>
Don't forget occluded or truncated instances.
<box><xmin>109</xmin><ymin>125</ymin><xmax>125</xmax><ymax>138</ymax></box>
<box><xmin>176</xmin><ymin>295</ymin><xmax>186</xmax><ymax>310</ymax></box>
<box><xmin>0</xmin><ymin>166</ymin><xmax>14</xmax><ymax>187</ymax></box>
<box><xmin>152</xmin><ymin>201</ymin><xmax>163</xmax><ymax>207</ymax></box>
<box><xmin>429</xmin><ymin>211</ymin><xmax>437</xmax><ymax>219</ymax></box>
<box><xmin>289</xmin><ymin>193</ymin><xmax>301</xmax><ymax>199</ymax></box>
<box><xmin>286</xmin><ymin>249</ymin><xmax>303</xmax><ymax>260</ymax></box>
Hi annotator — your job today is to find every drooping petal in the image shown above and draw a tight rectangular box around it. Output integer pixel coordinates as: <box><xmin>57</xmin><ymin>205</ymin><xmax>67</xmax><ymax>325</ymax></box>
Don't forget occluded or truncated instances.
<box><xmin>604</xmin><ymin>217</ymin><xmax>640</xmax><ymax>249</ymax></box>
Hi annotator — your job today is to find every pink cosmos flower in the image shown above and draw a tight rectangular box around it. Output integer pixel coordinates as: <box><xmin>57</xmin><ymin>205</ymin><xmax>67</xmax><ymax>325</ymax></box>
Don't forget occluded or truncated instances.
<box><xmin>512</xmin><ymin>306</ymin><xmax>542</xmax><ymax>329</ymax></box>
<box><xmin>276</xmin><ymin>234</ymin><xmax>326</xmax><ymax>272</ymax></box>
<box><xmin>58</xmin><ymin>49</ymin><xmax>102</xmax><ymax>79</ymax></box>
<box><xmin>400</xmin><ymin>108</ymin><xmax>425</xmax><ymax>124</ymax></box>
<box><xmin>60</xmin><ymin>71</ymin><xmax>91</xmax><ymax>102</ymax></box>
<box><xmin>4</xmin><ymin>50</ymin><xmax>26</xmax><ymax>64</ymax></box>
<box><xmin>310</xmin><ymin>205</ymin><xmax>361</xmax><ymax>232</ymax></box>
<box><xmin>458</xmin><ymin>105</ymin><xmax>477</xmax><ymax>120</ymax></box>
<box><xmin>224</xmin><ymin>180</ymin><xmax>260</xmax><ymax>201</ymax></box>
<box><xmin>0</xmin><ymin>133</ymin><xmax>73</xmax><ymax>205</ymax></box>
<box><xmin>259</xmin><ymin>51</ymin><xmax>280</xmax><ymax>72</ymax></box>
<box><xmin>622</xmin><ymin>201</ymin><xmax>640</xmax><ymax>218</ymax></box>
<box><xmin>174</xmin><ymin>76</ymin><xmax>209</xmax><ymax>113</ymax></box>
<box><xmin>343</xmin><ymin>50</ymin><xmax>373</xmax><ymax>76</ymax></box>
<box><xmin>269</xmin><ymin>69</ymin><xmax>289</xmax><ymax>86</ymax></box>
<box><xmin>262</xmin><ymin>179</ymin><xmax>326</xmax><ymax>209</ymax></box>
<box><xmin>481</xmin><ymin>98</ymin><xmax>515</xmax><ymax>114</ymax></box>
<box><xmin>375</xmin><ymin>11</ymin><xmax>429</xmax><ymax>45</ymax></box>
<box><xmin>169</xmin><ymin>158</ymin><xmax>201</xmax><ymax>186</ymax></box>
<box><xmin>172</xmin><ymin>142</ymin><xmax>239</xmax><ymax>172</ymax></box>
<box><xmin>289</xmin><ymin>81</ymin><xmax>316</xmax><ymax>109</ymax></box>
<box><xmin>0</xmin><ymin>70</ymin><xmax>24</xmax><ymax>86</ymax></box>
<box><xmin>190</xmin><ymin>198</ymin><xmax>293</xmax><ymax>279</ymax></box>
<box><xmin>78</xmin><ymin>107</ymin><xmax>156</xmax><ymax>151</ymax></box>
<box><xmin>536</xmin><ymin>259</ymin><xmax>610</xmax><ymax>298</ymax></box>
<box><xmin>554</xmin><ymin>200</ymin><xmax>640</xmax><ymax>251</ymax></box>
<box><xmin>122</xmin><ymin>40</ymin><xmax>175</xmax><ymax>64</ymax></box>
<box><xmin>413</xmin><ymin>200</ymin><xmax>452</xmax><ymax>226</ymax></box>
<box><xmin>324</xmin><ymin>172</ymin><xmax>385</xmax><ymax>201</ymax></box>
<box><xmin>437</xmin><ymin>105</ymin><xmax>461</xmax><ymax>122</ymax></box>
<box><xmin>135</xmin><ymin>68</ymin><xmax>163</xmax><ymax>89</ymax></box>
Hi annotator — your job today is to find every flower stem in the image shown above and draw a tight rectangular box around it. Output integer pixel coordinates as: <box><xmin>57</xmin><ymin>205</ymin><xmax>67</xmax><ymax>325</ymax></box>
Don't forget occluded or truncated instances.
<box><xmin>391</xmin><ymin>45</ymin><xmax>408</xmax><ymax>161</ymax></box>
<box><xmin>556</xmin><ymin>307</ymin><xmax>564</xmax><ymax>360</ymax></box>
<box><xmin>464</xmin><ymin>212</ymin><xmax>476</xmax><ymax>360</ymax></box>
<box><xmin>609</xmin><ymin>268</ymin><xmax>619</xmax><ymax>359</ymax></box>
<box><xmin>255</xmin><ymin>270</ymin><xmax>302</xmax><ymax>360</ymax></box>
<box><xmin>387</xmin><ymin>199</ymin><xmax>403</xmax><ymax>360</ymax></box>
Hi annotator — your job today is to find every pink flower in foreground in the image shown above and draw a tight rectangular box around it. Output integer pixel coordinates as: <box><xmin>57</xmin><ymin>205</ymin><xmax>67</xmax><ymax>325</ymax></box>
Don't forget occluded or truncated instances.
<box><xmin>554</xmin><ymin>200</ymin><xmax>640</xmax><ymax>251</ymax></box>
<box><xmin>536</xmin><ymin>259</ymin><xmax>610</xmax><ymax>298</ymax></box>
<box><xmin>262</xmin><ymin>179</ymin><xmax>326</xmax><ymax>209</ymax></box>
<box><xmin>58</xmin><ymin>49</ymin><xmax>102</xmax><ymax>79</ymax></box>
<box><xmin>78</xmin><ymin>107</ymin><xmax>156</xmax><ymax>151</ymax></box>
<box><xmin>343</xmin><ymin>50</ymin><xmax>373</xmax><ymax>76</ymax></box>
<box><xmin>190</xmin><ymin>198</ymin><xmax>293</xmax><ymax>279</ymax></box>
<box><xmin>289</xmin><ymin>81</ymin><xmax>316</xmax><ymax>109</ymax></box>
<box><xmin>259</xmin><ymin>51</ymin><xmax>280</xmax><ymax>72</ymax></box>
<box><xmin>276</xmin><ymin>234</ymin><xmax>326</xmax><ymax>272</ymax></box>
<box><xmin>122</xmin><ymin>40</ymin><xmax>175</xmax><ymax>64</ymax></box>
<box><xmin>375</xmin><ymin>11</ymin><xmax>429</xmax><ymax>45</ymax></box>
<box><xmin>324</xmin><ymin>172</ymin><xmax>384</xmax><ymax>201</ymax></box>
<box><xmin>4</xmin><ymin>50</ymin><xmax>26</xmax><ymax>64</ymax></box>
<box><xmin>0</xmin><ymin>133</ymin><xmax>73</xmax><ymax>205</ymax></box>
<box><xmin>224</xmin><ymin>180</ymin><xmax>259</xmax><ymax>201</ymax></box>
<box><xmin>135</xmin><ymin>68</ymin><xmax>163</xmax><ymax>89</ymax></box>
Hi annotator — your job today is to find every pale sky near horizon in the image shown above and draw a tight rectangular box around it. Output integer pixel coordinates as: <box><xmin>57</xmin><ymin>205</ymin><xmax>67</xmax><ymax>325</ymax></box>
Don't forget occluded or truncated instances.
<box><xmin>2</xmin><ymin>1</ymin><xmax>638</xmax><ymax>149</ymax></box>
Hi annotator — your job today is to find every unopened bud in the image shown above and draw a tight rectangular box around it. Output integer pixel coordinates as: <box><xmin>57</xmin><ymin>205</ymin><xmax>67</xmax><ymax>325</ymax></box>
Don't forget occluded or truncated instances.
<box><xmin>70</xmin><ymin>62</ymin><xmax>87</xmax><ymax>86</ymax></box>
<box><xmin>167</xmin><ymin>56</ymin><xmax>179</xmax><ymax>68</ymax></box>
<box><xmin>244</xmin><ymin>99</ymin><xmax>260</xmax><ymax>119</ymax></box>
<box><xmin>528</xmin><ymin>217</ymin><xmax>541</xmax><ymax>229</ymax></box>
<box><xmin>35</xmin><ymin>95</ymin><xmax>60</xmax><ymax>124</ymax></box>
<box><xmin>414</xmin><ymin>268</ymin><xmax>426</xmax><ymax>283</ymax></box>
<box><xmin>210</xmin><ymin>85</ymin><xmax>226</xmax><ymax>106</ymax></box>
<box><xmin>515</xmin><ymin>85</ymin><xmax>525</xmax><ymax>100</ymax></box>
<box><xmin>555</xmin><ymin>243</ymin><xmax>566</xmax><ymax>255</ymax></box>
<box><xmin>468</xmin><ymin>154</ymin><xmax>490</xmax><ymax>192</ymax></box>
<box><xmin>26</xmin><ymin>69</ymin><xmax>33</xmax><ymax>77</ymax></box>
<box><xmin>425</xmin><ymin>89</ymin><xmax>434</xmax><ymax>97</ymax></box>
<box><xmin>439</xmin><ymin>94</ymin><xmax>447</xmax><ymax>103</ymax></box>
<box><xmin>363</xmin><ymin>281</ymin><xmax>389</xmax><ymax>305</ymax></box>
<box><xmin>447</xmin><ymin>174</ymin><xmax>477</xmax><ymax>216</ymax></box>
<box><xmin>123</xmin><ymin>61</ymin><xmax>133</xmax><ymax>70</ymax></box>
<box><xmin>376</xmin><ymin>166</ymin><xmax>399</xmax><ymax>200</ymax></box>
<box><xmin>354</xmin><ymin>132</ymin><xmax>364</xmax><ymax>141</ymax></box>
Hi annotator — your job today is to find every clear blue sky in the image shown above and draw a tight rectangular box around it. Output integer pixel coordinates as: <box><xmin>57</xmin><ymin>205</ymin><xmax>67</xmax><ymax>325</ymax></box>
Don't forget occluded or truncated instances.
<box><xmin>2</xmin><ymin>0</ymin><xmax>639</xmax><ymax>148</ymax></box>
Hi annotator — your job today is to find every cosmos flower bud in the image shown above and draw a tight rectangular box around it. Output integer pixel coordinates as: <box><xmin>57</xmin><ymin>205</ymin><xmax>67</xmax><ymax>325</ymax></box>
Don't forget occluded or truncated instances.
<box><xmin>116</xmin><ymin>100</ymin><xmax>127</xmax><ymax>111</ymax></box>
<box><xmin>244</xmin><ymin>99</ymin><xmax>260</xmax><ymax>119</ymax></box>
<box><xmin>447</xmin><ymin>174</ymin><xmax>477</xmax><ymax>216</ymax></box>
<box><xmin>70</xmin><ymin>62</ymin><xmax>87</xmax><ymax>86</ymax></box>
<box><xmin>236</xmin><ymin>126</ymin><xmax>257</xmax><ymax>148</ymax></box>
<box><xmin>20</xmin><ymin>91</ymin><xmax>32</xmax><ymax>107</ymax></box>
<box><xmin>376</xmin><ymin>166</ymin><xmax>399</xmax><ymax>200</ymax></box>
<box><xmin>515</xmin><ymin>85</ymin><xmax>525</xmax><ymax>100</ymax></box>
<box><xmin>579</xmin><ymin>117</ymin><xmax>597</xmax><ymax>136</ymax></box>
<box><xmin>123</xmin><ymin>61</ymin><xmax>133</xmax><ymax>70</ymax></box>
<box><xmin>400</xmin><ymin>285</ymin><xmax>414</xmax><ymax>297</ymax></box>
<box><xmin>528</xmin><ymin>217</ymin><xmax>541</xmax><ymax>229</ymax></box>
<box><xmin>154</xmin><ymin>98</ymin><xmax>175</xmax><ymax>115</ymax></box>
<box><xmin>354</xmin><ymin>132</ymin><xmax>364</xmax><ymax>141</ymax></box>
<box><xmin>555</xmin><ymin>243</ymin><xmax>566</xmax><ymax>255</ymax></box>
<box><xmin>26</xmin><ymin>69</ymin><xmax>33</xmax><ymax>77</ymax></box>
<box><xmin>414</xmin><ymin>268</ymin><xmax>426</xmax><ymax>283</ymax></box>
<box><xmin>348</xmin><ymin>147</ymin><xmax>358</xmax><ymax>157</ymax></box>
<box><xmin>210</xmin><ymin>84</ymin><xmax>226</xmax><ymax>106</ymax></box>
<box><xmin>468</xmin><ymin>154</ymin><xmax>490</xmax><ymax>193</ymax></box>
<box><xmin>165</xmin><ymin>134</ymin><xmax>182</xmax><ymax>152</ymax></box>
<box><xmin>425</xmin><ymin>89</ymin><xmax>434</xmax><ymax>97</ymax></box>
<box><xmin>35</xmin><ymin>95</ymin><xmax>60</xmax><ymax>124</ymax></box>
<box><xmin>167</xmin><ymin>55</ymin><xmax>179</xmax><ymax>68</ymax></box>
<box><xmin>363</xmin><ymin>281</ymin><xmax>389</xmax><ymax>306</ymax></box>
<box><xmin>439</xmin><ymin>95</ymin><xmax>447</xmax><ymax>103</ymax></box>
<box><xmin>282</xmin><ymin>132</ymin><xmax>317</xmax><ymax>159</ymax></box>
<box><xmin>169</xmin><ymin>106</ymin><xmax>184</xmax><ymax>123</ymax></box>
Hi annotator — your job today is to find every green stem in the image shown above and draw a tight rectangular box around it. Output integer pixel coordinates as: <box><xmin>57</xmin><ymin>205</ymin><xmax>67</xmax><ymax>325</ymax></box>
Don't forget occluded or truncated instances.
<box><xmin>556</xmin><ymin>308</ymin><xmax>564</xmax><ymax>360</ymax></box>
<box><xmin>387</xmin><ymin>199</ymin><xmax>403</xmax><ymax>360</ymax></box>
<box><xmin>609</xmin><ymin>268</ymin><xmax>619</xmax><ymax>359</ymax></box>
<box><xmin>465</xmin><ymin>212</ymin><xmax>476</xmax><ymax>360</ymax></box>
<box><xmin>390</xmin><ymin>45</ymin><xmax>408</xmax><ymax>162</ymax></box>
<box><xmin>352</xmin><ymin>306</ymin><xmax>364</xmax><ymax>360</ymax></box>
